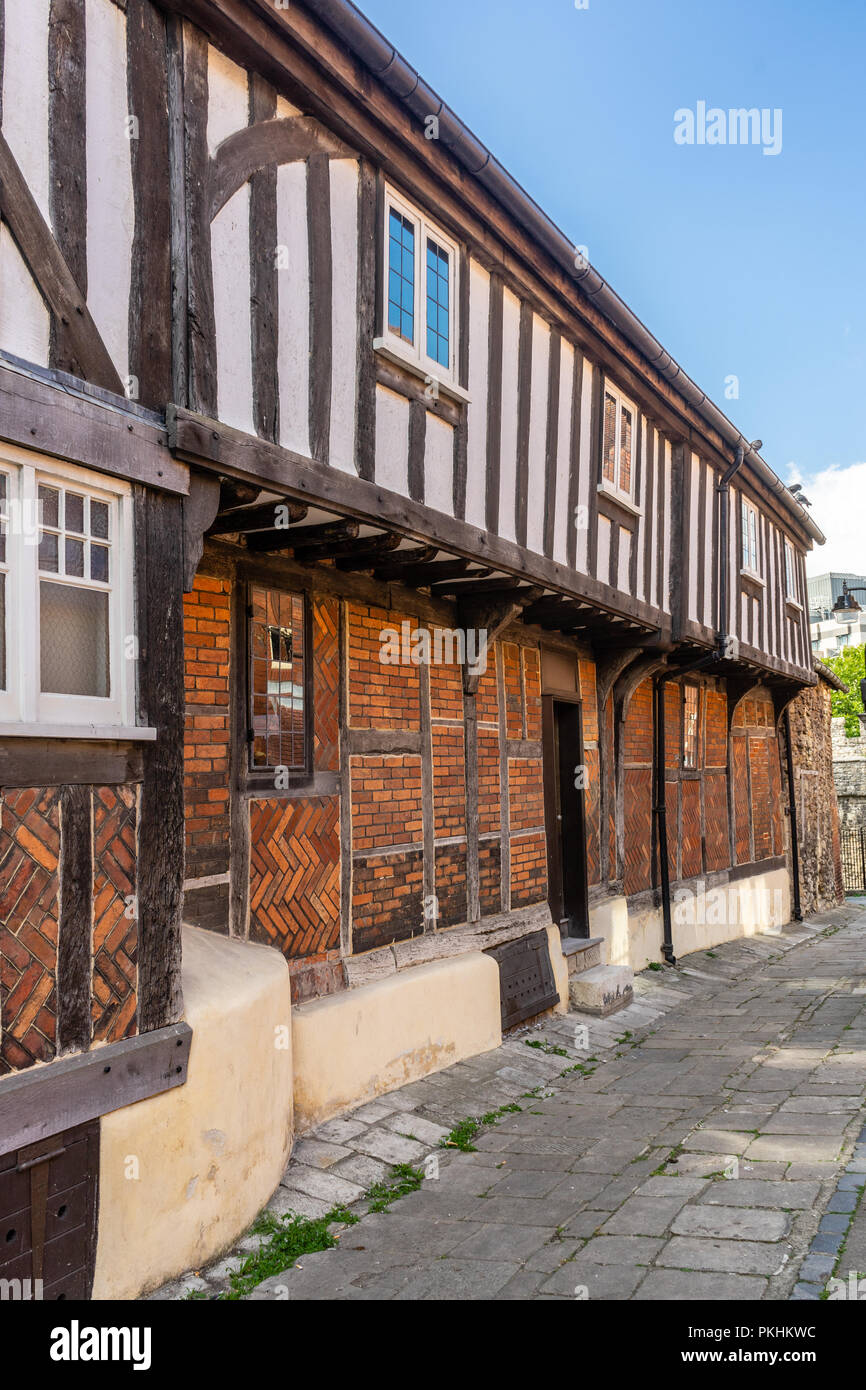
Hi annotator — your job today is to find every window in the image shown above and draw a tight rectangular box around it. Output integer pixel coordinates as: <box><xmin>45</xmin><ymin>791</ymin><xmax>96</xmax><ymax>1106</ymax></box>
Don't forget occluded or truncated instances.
<box><xmin>382</xmin><ymin>187</ymin><xmax>458</xmax><ymax>382</ymax></box>
<box><xmin>741</xmin><ymin>498</ymin><xmax>759</xmax><ymax>573</ymax></box>
<box><xmin>601</xmin><ymin>381</ymin><xmax>636</xmax><ymax>499</ymax></box>
<box><xmin>784</xmin><ymin>539</ymin><xmax>797</xmax><ymax>599</ymax></box>
<box><xmin>0</xmin><ymin>450</ymin><xmax>134</xmax><ymax>730</ymax></box>
<box><xmin>683</xmin><ymin>684</ymin><xmax>700</xmax><ymax>769</ymax></box>
<box><xmin>248</xmin><ymin>584</ymin><xmax>309</xmax><ymax>776</ymax></box>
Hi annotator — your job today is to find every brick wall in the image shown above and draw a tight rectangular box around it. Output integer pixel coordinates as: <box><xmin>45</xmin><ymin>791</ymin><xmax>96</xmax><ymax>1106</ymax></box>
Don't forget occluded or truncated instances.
<box><xmin>182</xmin><ymin>574</ymin><xmax>231</xmax><ymax>931</ymax></box>
<box><xmin>730</xmin><ymin>688</ymin><xmax>784</xmax><ymax>867</ymax></box>
<box><xmin>0</xmin><ymin>783</ymin><xmax>140</xmax><ymax>1075</ymax></box>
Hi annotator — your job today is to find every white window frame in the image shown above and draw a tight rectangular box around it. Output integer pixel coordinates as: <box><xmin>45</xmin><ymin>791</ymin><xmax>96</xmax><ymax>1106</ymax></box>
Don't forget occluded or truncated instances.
<box><xmin>0</xmin><ymin>445</ymin><xmax>136</xmax><ymax>733</ymax></box>
<box><xmin>740</xmin><ymin>496</ymin><xmax>761</xmax><ymax>578</ymax></box>
<box><xmin>783</xmin><ymin>538</ymin><xmax>798</xmax><ymax>600</ymax></box>
<box><xmin>379</xmin><ymin>184</ymin><xmax>460</xmax><ymax>389</ymax></box>
<box><xmin>599</xmin><ymin>379</ymin><xmax>638</xmax><ymax>503</ymax></box>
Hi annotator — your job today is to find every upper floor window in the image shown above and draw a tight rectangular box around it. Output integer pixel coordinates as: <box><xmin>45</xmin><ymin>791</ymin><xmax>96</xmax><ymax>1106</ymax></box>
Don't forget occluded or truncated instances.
<box><xmin>683</xmin><ymin>683</ymin><xmax>700</xmax><ymax>769</ymax></box>
<box><xmin>0</xmin><ymin>450</ymin><xmax>134</xmax><ymax>730</ymax></box>
<box><xmin>784</xmin><ymin>538</ymin><xmax>797</xmax><ymax>599</ymax></box>
<box><xmin>247</xmin><ymin>583</ymin><xmax>309</xmax><ymax>780</ymax></box>
<box><xmin>383</xmin><ymin>186</ymin><xmax>458</xmax><ymax>383</ymax></box>
<box><xmin>741</xmin><ymin>498</ymin><xmax>760</xmax><ymax>574</ymax></box>
<box><xmin>601</xmin><ymin>381</ymin><xmax>636</xmax><ymax>499</ymax></box>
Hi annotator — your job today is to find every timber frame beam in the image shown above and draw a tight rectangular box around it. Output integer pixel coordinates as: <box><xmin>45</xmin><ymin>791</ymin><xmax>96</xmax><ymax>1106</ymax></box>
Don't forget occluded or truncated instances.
<box><xmin>0</xmin><ymin>359</ymin><xmax>187</xmax><ymax>494</ymax></box>
<box><xmin>168</xmin><ymin>405</ymin><xmax>667</xmax><ymax>633</ymax></box>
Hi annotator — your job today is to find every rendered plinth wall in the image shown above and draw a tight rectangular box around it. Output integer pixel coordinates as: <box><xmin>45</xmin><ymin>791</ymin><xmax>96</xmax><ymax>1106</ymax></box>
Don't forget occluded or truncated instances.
<box><xmin>92</xmin><ymin>927</ymin><xmax>292</xmax><ymax>1300</ymax></box>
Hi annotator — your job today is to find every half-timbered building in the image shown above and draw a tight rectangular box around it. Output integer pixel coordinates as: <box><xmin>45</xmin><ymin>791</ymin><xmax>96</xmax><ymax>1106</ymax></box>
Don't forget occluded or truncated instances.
<box><xmin>0</xmin><ymin>0</ymin><xmax>844</xmax><ymax>1298</ymax></box>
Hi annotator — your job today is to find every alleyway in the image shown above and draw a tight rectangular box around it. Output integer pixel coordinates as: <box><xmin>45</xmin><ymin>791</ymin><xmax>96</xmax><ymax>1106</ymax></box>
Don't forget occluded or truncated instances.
<box><xmin>161</xmin><ymin>903</ymin><xmax>866</xmax><ymax>1301</ymax></box>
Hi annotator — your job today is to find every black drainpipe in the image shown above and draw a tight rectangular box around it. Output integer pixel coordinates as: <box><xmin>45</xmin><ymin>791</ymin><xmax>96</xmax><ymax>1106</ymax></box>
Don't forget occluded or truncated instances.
<box><xmin>652</xmin><ymin>441</ymin><xmax>748</xmax><ymax>965</ymax></box>
<box><xmin>783</xmin><ymin>710</ymin><xmax>803</xmax><ymax>921</ymax></box>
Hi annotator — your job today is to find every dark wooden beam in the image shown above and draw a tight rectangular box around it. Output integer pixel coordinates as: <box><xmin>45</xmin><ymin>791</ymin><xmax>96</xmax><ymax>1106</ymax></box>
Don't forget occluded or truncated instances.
<box><xmin>0</xmin><ymin>362</ymin><xmax>185</xmax><ymax>493</ymax></box>
<box><xmin>0</xmin><ymin>131</ymin><xmax>122</xmax><ymax>393</ymax></box>
<box><xmin>372</xmin><ymin>545</ymin><xmax>440</xmax><ymax>579</ymax></box>
<box><xmin>431</xmin><ymin>576</ymin><xmax>534</xmax><ymax>598</ymax></box>
<box><xmin>334</xmin><ymin>533</ymin><xmax>402</xmax><ymax>570</ymax></box>
<box><xmin>127</xmin><ymin>0</ymin><xmax>172</xmax><ymax>409</ymax></box>
<box><xmin>246</xmin><ymin>517</ymin><xmax>359</xmax><ymax>552</ymax></box>
<box><xmin>0</xmin><ymin>1023</ymin><xmax>192</xmax><ymax>1154</ymax></box>
<box><xmin>208</xmin><ymin>116</ymin><xmax>352</xmax><ymax>220</ymax></box>
<box><xmin>134</xmin><ymin>488</ymin><xmax>185</xmax><ymax>1031</ymax></box>
<box><xmin>49</xmin><ymin>0</ymin><xmax>87</xmax><ymax>377</ymax></box>
<box><xmin>167</xmin><ymin>406</ymin><xmax>686</xmax><ymax>649</ymax></box>
<box><xmin>210</xmin><ymin>498</ymin><xmax>307</xmax><ymax>534</ymax></box>
<box><xmin>389</xmin><ymin>558</ymin><xmax>474</xmax><ymax>587</ymax></box>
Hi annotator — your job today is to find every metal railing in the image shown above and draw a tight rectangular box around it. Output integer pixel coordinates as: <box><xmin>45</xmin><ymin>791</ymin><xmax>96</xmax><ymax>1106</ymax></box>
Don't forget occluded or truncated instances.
<box><xmin>840</xmin><ymin>826</ymin><xmax>866</xmax><ymax>893</ymax></box>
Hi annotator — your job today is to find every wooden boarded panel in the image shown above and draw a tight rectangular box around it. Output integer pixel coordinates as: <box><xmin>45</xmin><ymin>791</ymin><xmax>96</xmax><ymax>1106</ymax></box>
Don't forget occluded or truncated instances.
<box><xmin>486</xmin><ymin>929</ymin><xmax>558</xmax><ymax>1031</ymax></box>
<box><xmin>0</xmin><ymin>1119</ymin><xmax>99</xmax><ymax>1301</ymax></box>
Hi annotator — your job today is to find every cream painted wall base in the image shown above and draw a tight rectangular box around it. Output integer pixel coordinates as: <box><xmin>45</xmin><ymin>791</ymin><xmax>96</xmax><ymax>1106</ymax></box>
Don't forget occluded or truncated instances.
<box><xmin>591</xmin><ymin>866</ymin><xmax>792</xmax><ymax>973</ymax></box>
<box><xmin>292</xmin><ymin>950</ymin><xmax>502</xmax><ymax>1133</ymax></box>
<box><xmin>92</xmin><ymin>927</ymin><xmax>293</xmax><ymax>1301</ymax></box>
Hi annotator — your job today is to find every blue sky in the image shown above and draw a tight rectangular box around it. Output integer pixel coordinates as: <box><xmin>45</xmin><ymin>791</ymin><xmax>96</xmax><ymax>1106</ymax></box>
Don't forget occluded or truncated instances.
<box><xmin>360</xmin><ymin>0</ymin><xmax>866</xmax><ymax>572</ymax></box>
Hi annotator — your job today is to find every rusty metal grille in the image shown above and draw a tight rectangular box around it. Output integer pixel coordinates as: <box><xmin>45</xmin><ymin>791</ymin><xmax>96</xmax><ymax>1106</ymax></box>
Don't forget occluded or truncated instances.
<box><xmin>841</xmin><ymin>827</ymin><xmax>866</xmax><ymax>893</ymax></box>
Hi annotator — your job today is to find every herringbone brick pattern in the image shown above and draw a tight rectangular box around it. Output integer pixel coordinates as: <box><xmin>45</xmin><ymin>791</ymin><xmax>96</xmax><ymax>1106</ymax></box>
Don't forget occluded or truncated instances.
<box><xmin>681</xmin><ymin>777</ymin><xmax>703</xmax><ymax>879</ymax></box>
<box><xmin>249</xmin><ymin>796</ymin><xmax>340</xmax><ymax>956</ymax></box>
<box><xmin>313</xmin><ymin>596</ymin><xmax>340</xmax><ymax>772</ymax></box>
<box><xmin>584</xmin><ymin>746</ymin><xmax>601</xmax><ymax>885</ymax></box>
<box><xmin>92</xmin><ymin>786</ymin><xmax>138</xmax><ymax>1044</ymax></box>
<box><xmin>0</xmin><ymin>788</ymin><xmax>61</xmax><ymax>1072</ymax></box>
<box><xmin>768</xmin><ymin>742</ymin><xmax>786</xmax><ymax>856</ymax></box>
<box><xmin>704</xmin><ymin>771</ymin><xmax>730</xmax><ymax>872</ymax></box>
<box><xmin>623</xmin><ymin>767</ymin><xmax>652</xmax><ymax>895</ymax></box>
<box><xmin>749</xmin><ymin>736</ymin><xmax>772</xmax><ymax>859</ymax></box>
<box><xmin>732</xmin><ymin>736</ymin><xmax>751</xmax><ymax>863</ymax></box>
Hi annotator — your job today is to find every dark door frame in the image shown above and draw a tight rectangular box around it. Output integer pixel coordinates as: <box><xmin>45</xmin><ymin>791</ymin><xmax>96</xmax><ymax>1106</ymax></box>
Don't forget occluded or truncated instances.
<box><xmin>541</xmin><ymin>692</ymin><xmax>590</xmax><ymax>939</ymax></box>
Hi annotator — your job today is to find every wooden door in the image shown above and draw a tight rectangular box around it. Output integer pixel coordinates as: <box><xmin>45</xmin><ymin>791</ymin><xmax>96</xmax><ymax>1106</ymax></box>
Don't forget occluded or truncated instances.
<box><xmin>542</xmin><ymin>696</ymin><xmax>590</xmax><ymax>938</ymax></box>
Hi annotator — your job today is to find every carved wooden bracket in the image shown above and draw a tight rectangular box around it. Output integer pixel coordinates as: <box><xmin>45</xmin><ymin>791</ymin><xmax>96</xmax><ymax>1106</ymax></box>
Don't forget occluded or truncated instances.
<box><xmin>459</xmin><ymin>589</ymin><xmax>542</xmax><ymax>695</ymax></box>
<box><xmin>182</xmin><ymin>468</ymin><xmax>222</xmax><ymax>591</ymax></box>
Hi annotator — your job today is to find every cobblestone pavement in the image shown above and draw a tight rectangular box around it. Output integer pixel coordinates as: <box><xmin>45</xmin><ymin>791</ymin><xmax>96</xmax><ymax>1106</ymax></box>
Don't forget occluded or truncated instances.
<box><xmin>153</xmin><ymin>902</ymin><xmax>866</xmax><ymax>1301</ymax></box>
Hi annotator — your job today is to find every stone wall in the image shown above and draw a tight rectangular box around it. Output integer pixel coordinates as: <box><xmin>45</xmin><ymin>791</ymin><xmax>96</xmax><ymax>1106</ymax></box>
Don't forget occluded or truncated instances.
<box><xmin>832</xmin><ymin>716</ymin><xmax>866</xmax><ymax>828</ymax></box>
<box><xmin>786</xmin><ymin>683</ymin><xmax>845</xmax><ymax>916</ymax></box>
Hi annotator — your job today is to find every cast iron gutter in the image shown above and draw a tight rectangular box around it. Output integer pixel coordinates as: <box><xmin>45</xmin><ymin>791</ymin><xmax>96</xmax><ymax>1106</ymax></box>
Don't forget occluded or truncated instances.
<box><xmin>303</xmin><ymin>0</ymin><xmax>825</xmax><ymax>548</ymax></box>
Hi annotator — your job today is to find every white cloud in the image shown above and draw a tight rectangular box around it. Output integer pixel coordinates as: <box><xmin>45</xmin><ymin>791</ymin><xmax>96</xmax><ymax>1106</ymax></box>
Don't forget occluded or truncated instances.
<box><xmin>795</xmin><ymin>461</ymin><xmax>866</xmax><ymax>575</ymax></box>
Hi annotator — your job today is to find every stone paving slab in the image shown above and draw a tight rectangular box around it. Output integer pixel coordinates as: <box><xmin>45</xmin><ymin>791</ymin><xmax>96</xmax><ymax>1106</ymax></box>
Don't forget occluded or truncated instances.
<box><xmin>149</xmin><ymin>901</ymin><xmax>866</xmax><ymax>1301</ymax></box>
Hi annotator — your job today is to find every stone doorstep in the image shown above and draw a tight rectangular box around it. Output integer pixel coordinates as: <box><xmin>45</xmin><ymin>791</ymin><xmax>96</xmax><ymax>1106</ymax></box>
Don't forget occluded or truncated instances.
<box><xmin>562</xmin><ymin>937</ymin><xmax>606</xmax><ymax>978</ymax></box>
<box><xmin>569</xmin><ymin>964</ymin><xmax>635</xmax><ymax>1018</ymax></box>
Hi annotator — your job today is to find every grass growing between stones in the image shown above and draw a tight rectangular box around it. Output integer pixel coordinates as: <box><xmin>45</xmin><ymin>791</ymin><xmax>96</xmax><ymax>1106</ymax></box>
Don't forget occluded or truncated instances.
<box><xmin>365</xmin><ymin>1163</ymin><xmax>425</xmax><ymax>1212</ymax></box>
<box><xmin>217</xmin><ymin>1204</ymin><xmax>359</xmax><ymax>1300</ymax></box>
<box><xmin>215</xmin><ymin>1162</ymin><xmax>430</xmax><ymax>1298</ymax></box>
<box><xmin>440</xmin><ymin>1102</ymin><xmax>523</xmax><ymax>1152</ymax></box>
<box><xmin>525</xmin><ymin>1039</ymin><xmax>569</xmax><ymax>1057</ymax></box>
